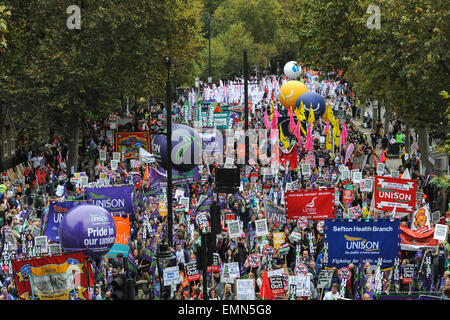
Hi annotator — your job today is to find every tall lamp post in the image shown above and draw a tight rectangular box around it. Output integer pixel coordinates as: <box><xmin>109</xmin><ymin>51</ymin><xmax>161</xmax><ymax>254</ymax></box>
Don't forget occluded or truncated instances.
<box><xmin>165</xmin><ymin>56</ymin><xmax>173</xmax><ymax>247</ymax></box>
<box><xmin>156</xmin><ymin>242</ymin><xmax>175</xmax><ymax>300</ymax></box>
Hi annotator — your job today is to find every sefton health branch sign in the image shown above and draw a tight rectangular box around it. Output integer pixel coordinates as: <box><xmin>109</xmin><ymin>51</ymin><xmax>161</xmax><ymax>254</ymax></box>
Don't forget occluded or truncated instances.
<box><xmin>325</xmin><ymin>219</ymin><xmax>401</xmax><ymax>268</ymax></box>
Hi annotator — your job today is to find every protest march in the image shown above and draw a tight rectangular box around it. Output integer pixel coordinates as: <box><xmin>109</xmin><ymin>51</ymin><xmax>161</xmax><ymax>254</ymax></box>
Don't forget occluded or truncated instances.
<box><xmin>0</xmin><ymin>1</ymin><xmax>448</xmax><ymax>303</ymax></box>
<box><xmin>0</xmin><ymin>68</ymin><xmax>449</xmax><ymax>301</ymax></box>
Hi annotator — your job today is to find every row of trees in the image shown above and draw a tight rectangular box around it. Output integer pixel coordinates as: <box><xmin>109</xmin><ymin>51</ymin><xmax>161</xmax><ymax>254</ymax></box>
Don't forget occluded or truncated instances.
<box><xmin>199</xmin><ymin>0</ymin><xmax>448</xmax><ymax>173</ymax></box>
<box><xmin>0</xmin><ymin>0</ymin><xmax>204</xmax><ymax>170</ymax></box>
<box><xmin>0</xmin><ymin>0</ymin><xmax>448</xmax><ymax>174</ymax></box>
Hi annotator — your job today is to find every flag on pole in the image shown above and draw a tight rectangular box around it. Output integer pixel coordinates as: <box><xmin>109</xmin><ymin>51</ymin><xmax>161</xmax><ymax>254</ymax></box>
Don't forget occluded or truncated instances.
<box><xmin>307</xmin><ymin>104</ymin><xmax>315</xmax><ymax>126</ymax></box>
<box><xmin>260</xmin><ymin>268</ymin><xmax>274</xmax><ymax>300</ymax></box>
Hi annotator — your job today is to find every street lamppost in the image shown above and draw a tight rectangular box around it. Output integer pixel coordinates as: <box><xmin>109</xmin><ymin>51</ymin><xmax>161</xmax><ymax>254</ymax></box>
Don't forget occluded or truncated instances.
<box><xmin>156</xmin><ymin>242</ymin><xmax>174</xmax><ymax>300</ymax></box>
<box><xmin>164</xmin><ymin>56</ymin><xmax>174</xmax><ymax>248</ymax></box>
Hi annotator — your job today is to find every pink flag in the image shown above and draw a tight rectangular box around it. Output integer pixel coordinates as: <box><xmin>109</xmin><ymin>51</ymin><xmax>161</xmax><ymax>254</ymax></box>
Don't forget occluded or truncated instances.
<box><xmin>264</xmin><ymin>107</ymin><xmax>270</xmax><ymax>130</ymax></box>
<box><xmin>271</xmin><ymin>109</ymin><xmax>279</xmax><ymax>130</ymax></box>
<box><xmin>289</xmin><ymin>108</ymin><xmax>296</xmax><ymax>133</ymax></box>
<box><xmin>324</xmin><ymin>120</ymin><xmax>330</xmax><ymax>135</ymax></box>
<box><xmin>341</xmin><ymin>122</ymin><xmax>348</xmax><ymax>146</ymax></box>
<box><xmin>305</xmin><ymin>124</ymin><xmax>313</xmax><ymax>152</ymax></box>
<box><xmin>344</xmin><ymin>143</ymin><xmax>355</xmax><ymax>165</ymax></box>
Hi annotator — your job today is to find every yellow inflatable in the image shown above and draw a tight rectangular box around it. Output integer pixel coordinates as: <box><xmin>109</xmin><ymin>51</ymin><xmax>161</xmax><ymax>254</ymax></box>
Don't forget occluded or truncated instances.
<box><xmin>278</xmin><ymin>80</ymin><xmax>308</xmax><ymax>110</ymax></box>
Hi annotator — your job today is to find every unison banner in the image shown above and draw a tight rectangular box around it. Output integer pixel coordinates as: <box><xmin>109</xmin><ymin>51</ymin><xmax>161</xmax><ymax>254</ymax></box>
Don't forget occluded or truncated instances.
<box><xmin>115</xmin><ymin>132</ymin><xmax>151</xmax><ymax>159</ymax></box>
<box><xmin>325</xmin><ymin>219</ymin><xmax>401</xmax><ymax>268</ymax></box>
<box><xmin>86</xmin><ymin>186</ymin><xmax>133</xmax><ymax>214</ymax></box>
<box><xmin>12</xmin><ymin>251</ymin><xmax>90</xmax><ymax>300</ymax></box>
<box><xmin>374</xmin><ymin>176</ymin><xmax>417</xmax><ymax>213</ymax></box>
<box><xmin>42</xmin><ymin>201</ymin><xmax>86</xmax><ymax>242</ymax></box>
<box><xmin>285</xmin><ymin>189</ymin><xmax>334</xmax><ymax>220</ymax></box>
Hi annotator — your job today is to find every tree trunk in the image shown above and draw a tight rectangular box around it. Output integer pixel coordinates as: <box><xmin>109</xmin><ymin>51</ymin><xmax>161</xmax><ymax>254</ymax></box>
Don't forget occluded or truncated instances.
<box><xmin>67</xmin><ymin>113</ymin><xmax>81</xmax><ymax>175</ymax></box>
<box><xmin>372</xmin><ymin>101</ymin><xmax>377</xmax><ymax>130</ymax></box>
<box><xmin>405</xmin><ymin>124</ymin><xmax>411</xmax><ymax>154</ymax></box>
<box><xmin>383</xmin><ymin>107</ymin><xmax>390</xmax><ymax>138</ymax></box>
<box><xmin>417</xmin><ymin>127</ymin><xmax>434</xmax><ymax>175</ymax></box>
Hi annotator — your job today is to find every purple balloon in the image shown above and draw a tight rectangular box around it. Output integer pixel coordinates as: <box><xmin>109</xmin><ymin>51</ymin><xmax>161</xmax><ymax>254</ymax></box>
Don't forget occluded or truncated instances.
<box><xmin>152</xmin><ymin>124</ymin><xmax>203</xmax><ymax>172</ymax></box>
<box><xmin>59</xmin><ymin>205</ymin><xmax>116</xmax><ymax>258</ymax></box>
<box><xmin>295</xmin><ymin>91</ymin><xmax>326</xmax><ymax>117</ymax></box>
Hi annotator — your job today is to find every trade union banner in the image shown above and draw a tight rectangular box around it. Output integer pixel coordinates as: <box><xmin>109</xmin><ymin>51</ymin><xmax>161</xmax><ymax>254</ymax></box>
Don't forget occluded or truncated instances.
<box><xmin>86</xmin><ymin>186</ymin><xmax>133</xmax><ymax>214</ymax></box>
<box><xmin>42</xmin><ymin>201</ymin><xmax>86</xmax><ymax>242</ymax></box>
<box><xmin>373</xmin><ymin>176</ymin><xmax>417</xmax><ymax>214</ymax></box>
<box><xmin>12</xmin><ymin>251</ymin><xmax>91</xmax><ymax>300</ymax></box>
<box><xmin>285</xmin><ymin>189</ymin><xmax>334</xmax><ymax>220</ymax></box>
<box><xmin>325</xmin><ymin>219</ymin><xmax>401</xmax><ymax>268</ymax></box>
<box><xmin>115</xmin><ymin>132</ymin><xmax>151</xmax><ymax>159</ymax></box>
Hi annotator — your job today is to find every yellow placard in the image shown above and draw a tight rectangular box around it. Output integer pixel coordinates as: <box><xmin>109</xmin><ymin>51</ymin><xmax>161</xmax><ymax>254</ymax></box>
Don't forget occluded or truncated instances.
<box><xmin>273</xmin><ymin>232</ymin><xmax>285</xmax><ymax>250</ymax></box>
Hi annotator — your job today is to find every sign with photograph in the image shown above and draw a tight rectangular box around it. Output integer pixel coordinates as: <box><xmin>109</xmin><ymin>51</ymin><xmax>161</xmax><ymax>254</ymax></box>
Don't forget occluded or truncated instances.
<box><xmin>228</xmin><ymin>220</ymin><xmax>242</xmax><ymax>239</ymax></box>
<box><xmin>222</xmin><ymin>262</ymin><xmax>240</xmax><ymax>283</ymax></box>
<box><xmin>34</xmin><ymin>236</ymin><xmax>48</xmax><ymax>254</ymax></box>
<box><xmin>434</xmin><ymin>224</ymin><xmax>448</xmax><ymax>242</ymax></box>
<box><xmin>255</xmin><ymin>219</ymin><xmax>269</xmax><ymax>237</ymax></box>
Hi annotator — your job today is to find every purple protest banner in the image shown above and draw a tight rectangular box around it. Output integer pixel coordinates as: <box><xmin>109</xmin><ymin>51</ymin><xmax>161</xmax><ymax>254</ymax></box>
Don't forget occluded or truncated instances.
<box><xmin>86</xmin><ymin>185</ymin><xmax>134</xmax><ymax>214</ymax></box>
<box><xmin>42</xmin><ymin>201</ymin><xmax>86</xmax><ymax>242</ymax></box>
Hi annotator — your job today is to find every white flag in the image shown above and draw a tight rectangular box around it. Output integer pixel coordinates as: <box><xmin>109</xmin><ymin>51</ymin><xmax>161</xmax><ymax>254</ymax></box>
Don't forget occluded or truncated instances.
<box><xmin>139</xmin><ymin>147</ymin><xmax>155</xmax><ymax>164</ymax></box>
<box><xmin>401</xmin><ymin>168</ymin><xmax>411</xmax><ymax>179</ymax></box>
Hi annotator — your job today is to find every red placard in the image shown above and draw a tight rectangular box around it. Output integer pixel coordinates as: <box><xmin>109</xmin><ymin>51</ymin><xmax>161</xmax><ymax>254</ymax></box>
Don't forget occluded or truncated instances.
<box><xmin>374</xmin><ymin>176</ymin><xmax>417</xmax><ymax>213</ymax></box>
<box><xmin>285</xmin><ymin>189</ymin><xmax>334</xmax><ymax>220</ymax></box>
<box><xmin>342</xmin><ymin>189</ymin><xmax>353</xmax><ymax>204</ymax></box>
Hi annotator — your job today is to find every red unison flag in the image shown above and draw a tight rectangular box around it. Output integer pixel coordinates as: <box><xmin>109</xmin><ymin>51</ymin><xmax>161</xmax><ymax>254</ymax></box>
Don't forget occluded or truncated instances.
<box><xmin>285</xmin><ymin>189</ymin><xmax>334</xmax><ymax>220</ymax></box>
<box><xmin>373</xmin><ymin>176</ymin><xmax>417</xmax><ymax>214</ymax></box>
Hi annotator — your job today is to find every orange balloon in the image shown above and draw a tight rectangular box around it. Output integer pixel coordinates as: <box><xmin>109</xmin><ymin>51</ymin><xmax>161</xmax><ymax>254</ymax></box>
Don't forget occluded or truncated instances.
<box><xmin>278</xmin><ymin>81</ymin><xmax>308</xmax><ymax>109</ymax></box>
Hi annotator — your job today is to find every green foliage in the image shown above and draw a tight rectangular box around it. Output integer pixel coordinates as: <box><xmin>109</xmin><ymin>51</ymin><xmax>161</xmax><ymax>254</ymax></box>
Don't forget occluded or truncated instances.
<box><xmin>0</xmin><ymin>4</ymin><xmax>10</xmax><ymax>52</ymax></box>
<box><xmin>0</xmin><ymin>0</ymin><xmax>204</xmax><ymax>152</ymax></box>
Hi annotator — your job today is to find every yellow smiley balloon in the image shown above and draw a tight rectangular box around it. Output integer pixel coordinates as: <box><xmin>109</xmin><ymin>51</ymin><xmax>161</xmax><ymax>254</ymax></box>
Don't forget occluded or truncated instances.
<box><xmin>278</xmin><ymin>80</ymin><xmax>308</xmax><ymax>110</ymax></box>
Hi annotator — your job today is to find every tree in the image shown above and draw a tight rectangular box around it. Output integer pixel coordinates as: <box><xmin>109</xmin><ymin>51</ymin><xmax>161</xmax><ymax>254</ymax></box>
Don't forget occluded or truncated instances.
<box><xmin>294</xmin><ymin>0</ymin><xmax>449</xmax><ymax>173</ymax></box>
<box><xmin>0</xmin><ymin>4</ymin><xmax>10</xmax><ymax>53</ymax></box>
<box><xmin>0</xmin><ymin>0</ymin><xmax>204</xmax><ymax>171</ymax></box>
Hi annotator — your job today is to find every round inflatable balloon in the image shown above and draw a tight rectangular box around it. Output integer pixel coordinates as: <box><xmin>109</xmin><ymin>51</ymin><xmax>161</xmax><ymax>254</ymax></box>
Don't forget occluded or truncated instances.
<box><xmin>283</xmin><ymin>61</ymin><xmax>302</xmax><ymax>79</ymax></box>
<box><xmin>279</xmin><ymin>81</ymin><xmax>308</xmax><ymax>110</ymax></box>
<box><xmin>59</xmin><ymin>205</ymin><xmax>116</xmax><ymax>258</ymax></box>
<box><xmin>152</xmin><ymin>124</ymin><xmax>203</xmax><ymax>172</ymax></box>
<box><xmin>295</xmin><ymin>91</ymin><xmax>326</xmax><ymax>117</ymax></box>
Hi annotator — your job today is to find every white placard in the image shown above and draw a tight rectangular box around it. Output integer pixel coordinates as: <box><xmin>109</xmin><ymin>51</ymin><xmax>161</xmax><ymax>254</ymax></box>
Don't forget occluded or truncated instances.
<box><xmin>434</xmin><ymin>224</ymin><xmax>448</xmax><ymax>242</ymax></box>
<box><xmin>180</xmin><ymin>197</ymin><xmax>190</xmax><ymax>212</ymax></box>
<box><xmin>352</xmin><ymin>170</ymin><xmax>362</xmax><ymax>184</ymax></box>
<box><xmin>255</xmin><ymin>219</ymin><xmax>269</xmax><ymax>237</ymax></box>
<box><xmin>80</xmin><ymin>176</ymin><xmax>89</xmax><ymax>188</ymax></box>
<box><xmin>49</xmin><ymin>243</ymin><xmax>62</xmax><ymax>256</ymax></box>
<box><xmin>111</xmin><ymin>160</ymin><xmax>119</xmax><ymax>171</ymax></box>
<box><xmin>236</xmin><ymin>279</ymin><xmax>255</xmax><ymax>300</ymax></box>
<box><xmin>317</xmin><ymin>269</ymin><xmax>334</xmax><ymax>289</ymax></box>
<box><xmin>377</xmin><ymin>163</ymin><xmax>385</xmax><ymax>176</ymax></box>
<box><xmin>99</xmin><ymin>150</ymin><xmax>107</xmax><ymax>161</ymax></box>
<box><xmin>113</xmin><ymin>152</ymin><xmax>121</xmax><ymax>162</ymax></box>
<box><xmin>289</xmin><ymin>275</ymin><xmax>310</xmax><ymax>297</ymax></box>
<box><xmin>34</xmin><ymin>236</ymin><xmax>48</xmax><ymax>253</ymax></box>
<box><xmin>228</xmin><ymin>220</ymin><xmax>242</xmax><ymax>239</ymax></box>
<box><xmin>360</xmin><ymin>178</ymin><xmax>374</xmax><ymax>192</ymax></box>
<box><xmin>342</xmin><ymin>169</ymin><xmax>351</xmax><ymax>181</ymax></box>
<box><xmin>222</xmin><ymin>262</ymin><xmax>240</xmax><ymax>283</ymax></box>
<box><xmin>163</xmin><ymin>266</ymin><xmax>181</xmax><ymax>286</ymax></box>
<box><xmin>301</xmin><ymin>164</ymin><xmax>311</xmax><ymax>176</ymax></box>
<box><xmin>391</xmin><ymin>170</ymin><xmax>400</xmax><ymax>178</ymax></box>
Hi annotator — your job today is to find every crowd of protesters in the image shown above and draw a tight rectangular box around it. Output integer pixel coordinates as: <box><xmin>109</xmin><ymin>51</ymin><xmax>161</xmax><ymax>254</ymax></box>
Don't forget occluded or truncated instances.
<box><xmin>0</xmin><ymin>75</ymin><xmax>449</xmax><ymax>301</ymax></box>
